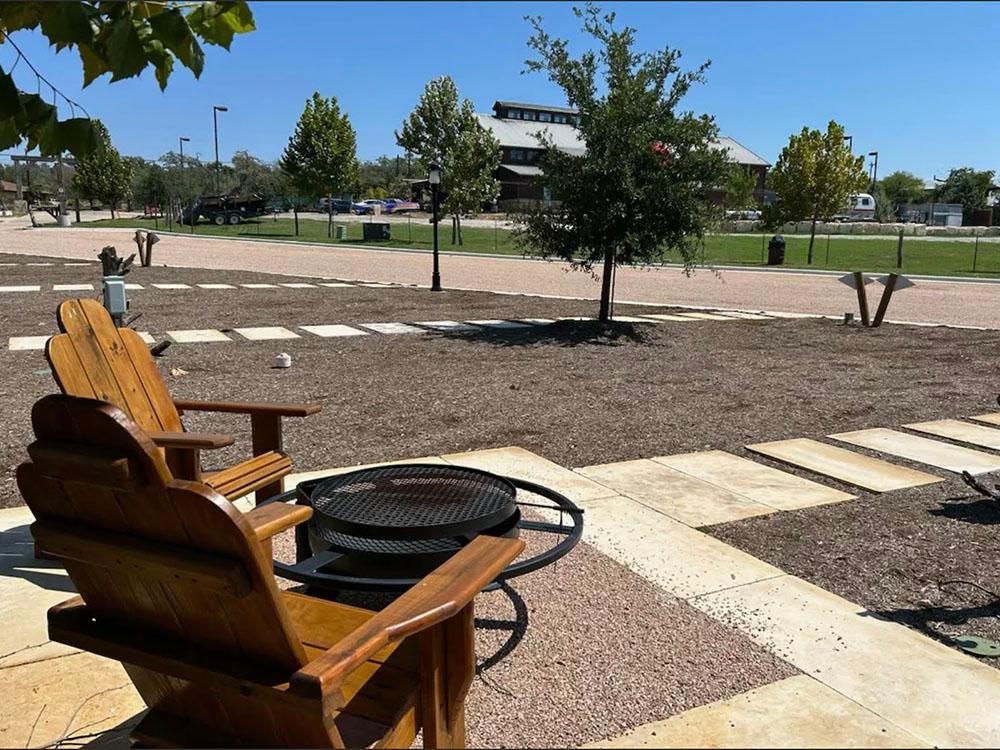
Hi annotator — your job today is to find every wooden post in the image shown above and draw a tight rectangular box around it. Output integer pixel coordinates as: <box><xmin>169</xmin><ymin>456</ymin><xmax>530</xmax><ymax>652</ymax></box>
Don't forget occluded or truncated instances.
<box><xmin>896</xmin><ymin>229</ymin><xmax>904</xmax><ymax>268</ymax></box>
<box><xmin>853</xmin><ymin>271</ymin><xmax>870</xmax><ymax>327</ymax></box>
<box><xmin>420</xmin><ymin>603</ymin><xmax>474</xmax><ymax>749</ymax></box>
<box><xmin>872</xmin><ymin>273</ymin><xmax>899</xmax><ymax>328</ymax></box>
<box><xmin>974</xmin><ymin>234</ymin><xmax>979</xmax><ymax>272</ymax></box>
<box><xmin>251</xmin><ymin>412</ymin><xmax>283</xmax><ymax>504</ymax></box>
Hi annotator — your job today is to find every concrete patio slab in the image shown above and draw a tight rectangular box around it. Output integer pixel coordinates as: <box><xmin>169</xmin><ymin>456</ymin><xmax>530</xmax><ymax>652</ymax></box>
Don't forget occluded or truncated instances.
<box><xmin>151</xmin><ymin>283</ymin><xmax>192</xmax><ymax>290</ymax></box>
<box><xmin>464</xmin><ymin>319</ymin><xmax>535</xmax><ymax>329</ymax></box>
<box><xmin>123</xmin><ymin>283</ymin><xmax>142</xmax><ymax>290</ymax></box>
<box><xmin>578</xmin><ymin>493</ymin><xmax>783</xmax><ymax>599</ymax></box>
<box><xmin>715</xmin><ymin>311</ymin><xmax>774</xmax><ymax>321</ymax></box>
<box><xmin>232</xmin><ymin>326</ymin><xmax>301</xmax><ymax>341</ymax></box>
<box><xmin>197</xmin><ymin>283</ymin><xmax>236</xmax><ymax>289</ymax></box>
<box><xmin>905</xmin><ymin>419</ymin><xmax>1000</xmax><ymax>450</ymax></box>
<box><xmin>1</xmin><ymin>651</ymin><xmax>143</xmax><ymax>749</ymax></box>
<box><xmin>240</xmin><ymin>283</ymin><xmax>278</xmax><ymax>288</ymax></box>
<box><xmin>970</xmin><ymin>412</ymin><xmax>1000</xmax><ymax>427</ymax></box>
<box><xmin>442</xmin><ymin>446</ymin><xmax>617</xmax><ymax>504</ymax></box>
<box><xmin>747</xmin><ymin>438</ymin><xmax>942</xmax><ymax>492</ymax></box>
<box><xmin>318</xmin><ymin>282</ymin><xmax>354</xmax><ymax>288</ymax></box>
<box><xmin>279</xmin><ymin>282</ymin><xmax>316</xmax><ymax>288</ymax></box>
<box><xmin>359</xmin><ymin>322</ymin><xmax>424</xmax><ymax>334</ymax></box>
<box><xmin>587</xmin><ymin>675</ymin><xmax>926</xmax><ymax>748</ymax></box>
<box><xmin>830</xmin><ymin>427</ymin><xmax>1000</xmax><ymax>475</ymax></box>
<box><xmin>136</xmin><ymin>332</ymin><xmax>155</xmax><ymax>344</ymax></box>
<box><xmin>653</xmin><ymin>450</ymin><xmax>854</xmax><ymax>511</ymax></box>
<box><xmin>0</xmin><ymin>509</ymin><xmax>79</xmax><ymax>669</ymax></box>
<box><xmin>166</xmin><ymin>329</ymin><xmax>232</xmax><ymax>343</ymax></box>
<box><xmin>52</xmin><ymin>283</ymin><xmax>94</xmax><ymax>291</ymax></box>
<box><xmin>519</xmin><ymin>317</ymin><xmax>557</xmax><ymax>325</ymax></box>
<box><xmin>298</xmin><ymin>324</ymin><xmax>368</xmax><ymax>337</ymax></box>
<box><xmin>611</xmin><ymin>315</ymin><xmax>657</xmax><ymax>323</ymax></box>
<box><xmin>0</xmin><ymin>285</ymin><xmax>40</xmax><ymax>292</ymax></box>
<box><xmin>694</xmin><ymin>574</ymin><xmax>1000</xmax><ymax>748</ymax></box>
<box><xmin>577</xmin><ymin>458</ymin><xmax>775</xmax><ymax>526</ymax></box>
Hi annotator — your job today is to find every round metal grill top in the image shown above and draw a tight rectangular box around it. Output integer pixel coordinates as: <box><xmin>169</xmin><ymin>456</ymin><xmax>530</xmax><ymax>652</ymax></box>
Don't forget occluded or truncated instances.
<box><xmin>309</xmin><ymin>464</ymin><xmax>518</xmax><ymax>540</ymax></box>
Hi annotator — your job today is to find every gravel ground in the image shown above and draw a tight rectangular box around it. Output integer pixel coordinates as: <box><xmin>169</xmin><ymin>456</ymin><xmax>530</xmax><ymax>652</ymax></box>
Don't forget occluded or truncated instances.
<box><xmin>269</xmin><ymin>520</ymin><xmax>796</xmax><ymax>748</ymax></box>
<box><xmin>3</xmin><ymin>218</ymin><xmax>1000</xmax><ymax>327</ymax></box>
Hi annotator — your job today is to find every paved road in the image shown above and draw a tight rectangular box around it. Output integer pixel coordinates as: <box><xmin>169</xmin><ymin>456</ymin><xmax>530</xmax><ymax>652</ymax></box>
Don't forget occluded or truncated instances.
<box><xmin>1</xmin><ymin>219</ymin><xmax>996</xmax><ymax>327</ymax></box>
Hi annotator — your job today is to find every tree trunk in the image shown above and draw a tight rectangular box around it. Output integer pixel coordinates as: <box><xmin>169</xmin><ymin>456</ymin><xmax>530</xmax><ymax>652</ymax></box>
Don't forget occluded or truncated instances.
<box><xmin>808</xmin><ymin>216</ymin><xmax>817</xmax><ymax>264</ymax></box>
<box><xmin>598</xmin><ymin>247</ymin><xmax>616</xmax><ymax>323</ymax></box>
<box><xmin>327</xmin><ymin>195</ymin><xmax>333</xmax><ymax>238</ymax></box>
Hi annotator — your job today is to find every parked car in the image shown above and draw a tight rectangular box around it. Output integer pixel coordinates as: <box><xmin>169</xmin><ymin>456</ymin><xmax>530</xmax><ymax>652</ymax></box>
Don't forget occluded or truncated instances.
<box><xmin>352</xmin><ymin>199</ymin><xmax>387</xmax><ymax>215</ymax></box>
<box><xmin>383</xmin><ymin>197</ymin><xmax>420</xmax><ymax>214</ymax></box>
<box><xmin>724</xmin><ymin>208</ymin><xmax>762</xmax><ymax>220</ymax></box>
<box><xmin>317</xmin><ymin>197</ymin><xmax>353</xmax><ymax>214</ymax></box>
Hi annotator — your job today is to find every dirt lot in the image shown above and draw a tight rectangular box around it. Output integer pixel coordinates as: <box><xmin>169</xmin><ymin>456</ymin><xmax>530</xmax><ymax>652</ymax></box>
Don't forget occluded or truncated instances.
<box><xmin>4</xmin><ymin>251</ymin><xmax>1000</xmax><ymax>677</ymax></box>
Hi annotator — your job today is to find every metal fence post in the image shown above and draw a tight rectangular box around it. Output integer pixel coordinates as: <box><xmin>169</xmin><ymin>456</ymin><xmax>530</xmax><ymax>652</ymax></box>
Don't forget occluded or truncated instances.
<box><xmin>825</xmin><ymin>234</ymin><xmax>831</xmax><ymax>265</ymax></box>
<box><xmin>973</xmin><ymin>234</ymin><xmax>980</xmax><ymax>272</ymax></box>
<box><xmin>760</xmin><ymin>233</ymin><xmax>765</xmax><ymax>265</ymax></box>
<box><xmin>495</xmin><ymin>218</ymin><xmax>498</xmax><ymax>252</ymax></box>
<box><xmin>896</xmin><ymin>229</ymin><xmax>904</xmax><ymax>269</ymax></box>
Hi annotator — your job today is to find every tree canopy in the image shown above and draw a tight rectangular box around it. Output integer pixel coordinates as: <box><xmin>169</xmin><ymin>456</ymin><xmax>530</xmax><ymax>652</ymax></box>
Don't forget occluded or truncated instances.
<box><xmin>875</xmin><ymin>170</ymin><xmax>925</xmax><ymax>221</ymax></box>
<box><xmin>516</xmin><ymin>4</ymin><xmax>726</xmax><ymax>321</ymax></box>
<box><xmin>0</xmin><ymin>2</ymin><xmax>255</xmax><ymax>158</ymax></box>
<box><xmin>762</xmin><ymin>120</ymin><xmax>867</xmax><ymax>263</ymax></box>
<box><xmin>937</xmin><ymin>167</ymin><xmax>996</xmax><ymax>222</ymax></box>
<box><xmin>280</xmin><ymin>92</ymin><xmax>359</xmax><ymax>202</ymax></box>
<box><xmin>71</xmin><ymin>120</ymin><xmax>132</xmax><ymax>215</ymax></box>
<box><xmin>396</xmin><ymin>76</ymin><xmax>501</xmax><ymax>242</ymax></box>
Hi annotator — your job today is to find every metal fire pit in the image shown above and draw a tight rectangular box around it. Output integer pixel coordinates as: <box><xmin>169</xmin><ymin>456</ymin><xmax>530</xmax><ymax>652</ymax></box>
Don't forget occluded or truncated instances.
<box><xmin>267</xmin><ymin>463</ymin><xmax>583</xmax><ymax>592</ymax></box>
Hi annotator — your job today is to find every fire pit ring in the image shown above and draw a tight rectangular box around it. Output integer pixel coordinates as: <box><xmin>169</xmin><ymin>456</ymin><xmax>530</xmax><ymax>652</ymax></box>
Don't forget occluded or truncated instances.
<box><xmin>264</xmin><ymin>463</ymin><xmax>584</xmax><ymax>593</ymax></box>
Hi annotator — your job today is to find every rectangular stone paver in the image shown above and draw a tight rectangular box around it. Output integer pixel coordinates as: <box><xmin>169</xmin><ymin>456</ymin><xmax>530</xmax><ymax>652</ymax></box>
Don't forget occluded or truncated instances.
<box><xmin>694</xmin><ymin>574</ymin><xmax>1000</xmax><ymax>748</ymax></box>
<box><xmin>319</xmin><ymin>282</ymin><xmax>354</xmax><ymax>287</ymax></box>
<box><xmin>579</xmin><ymin>493</ymin><xmax>782</xmax><ymax>598</ymax></box>
<box><xmin>167</xmin><ymin>329</ymin><xmax>232</xmax><ymax>343</ymax></box>
<box><xmin>414</xmin><ymin>320</ymin><xmax>480</xmax><ymax>331</ymax></box>
<box><xmin>8</xmin><ymin>335</ymin><xmax>51</xmax><ymax>351</ymax></box>
<box><xmin>464</xmin><ymin>319</ymin><xmax>535</xmax><ymax>329</ymax></box>
<box><xmin>905</xmin><ymin>419</ymin><xmax>1000</xmax><ymax>450</ymax></box>
<box><xmin>747</xmin><ymin>438</ymin><xmax>942</xmax><ymax>492</ymax></box>
<box><xmin>830</xmin><ymin>427</ymin><xmax>1000</xmax><ymax>475</ymax></box>
<box><xmin>640</xmin><ymin>313</ymin><xmax>698</xmax><ymax>322</ymax></box>
<box><xmin>241</xmin><ymin>283</ymin><xmax>278</xmax><ymax>288</ymax></box>
<box><xmin>136</xmin><ymin>331</ymin><xmax>155</xmax><ymax>344</ymax></box>
<box><xmin>586</xmin><ymin>675</ymin><xmax>926</xmax><ymax>748</ymax></box>
<box><xmin>152</xmin><ymin>283</ymin><xmax>192</xmax><ymax>289</ymax></box>
<box><xmin>970</xmin><ymin>412</ymin><xmax>1000</xmax><ymax>427</ymax></box>
<box><xmin>519</xmin><ymin>318</ymin><xmax>557</xmax><ymax>325</ymax></box>
<box><xmin>0</xmin><ymin>285</ymin><xmax>40</xmax><ymax>292</ymax></box>
<box><xmin>299</xmin><ymin>324</ymin><xmax>368</xmax><ymax>338</ymax></box>
<box><xmin>197</xmin><ymin>283</ymin><xmax>236</xmax><ymax>289</ymax></box>
<box><xmin>124</xmin><ymin>283</ymin><xmax>143</xmax><ymax>290</ymax></box>
<box><xmin>653</xmin><ymin>450</ymin><xmax>854</xmax><ymax>511</ymax></box>
<box><xmin>577</xmin><ymin>458</ymin><xmax>775</xmax><ymax>527</ymax></box>
<box><xmin>233</xmin><ymin>326</ymin><xmax>301</xmax><ymax>341</ymax></box>
<box><xmin>442</xmin><ymin>446</ymin><xmax>617</xmax><ymax>505</ymax></box>
<box><xmin>279</xmin><ymin>282</ymin><xmax>317</xmax><ymax>288</ymax></box>
<box><xmin>676</xmin><ymin>311</ymin><xmax>737</xmax><ymax>321</ymax></box>
<box><xmin>762</xmin><ymin>310</ymin><xmax>825</xmax><ymax>319</ymax></box>
<box><xmin>715</xmin><ymin>310</ymin><xmax>774</xmax><ymax>320</ymax></box>
<box><xmin>52</xmin><ymin>283</ymin><xmax>94</xmax><ymax>291</ymax></box>
<box><xmin>359</xmin><ymin>322</ymin><xmax>424</xmax><ymax>334</ymax></box>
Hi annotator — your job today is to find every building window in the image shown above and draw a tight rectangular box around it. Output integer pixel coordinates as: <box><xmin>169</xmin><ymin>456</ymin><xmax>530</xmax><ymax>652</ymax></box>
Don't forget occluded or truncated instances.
<box><xmin>507</xmin><ymin>109</ymin><xmax>520</xmax><ymax>119</ymax></box>
<box><xmin>510</xmin><ymin>149</ymin><xmax>526</xmax><ymax>161</ymax></box>
<box><xmin>553</xmin><ymin>113</ymin><xmax>567</xmax><ymax>124</ymax></box>
<box><xmin>522</xmin><ymin>110</ymin><xmax>536</xmax><ymax>121</ymax></box>
<box><xmin>538</xmin><ymin>111</ymin><xmax>552</xmax><ymax>122</ymax></box>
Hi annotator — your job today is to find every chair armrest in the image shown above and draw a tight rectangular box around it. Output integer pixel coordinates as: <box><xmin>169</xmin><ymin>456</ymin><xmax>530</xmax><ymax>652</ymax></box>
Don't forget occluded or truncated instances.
<box><xmin>245</xmin><ymin>502</ymin><xmax>312</xmax><ymax>541</ymax></box>
<box><xmin>148</xmin><ymin>431</ymin><xmax>235</xmax><ymax>450</ymax></box>
<box><xmin>289</xmin><ymin>535</ymin><xmax>524</xmax><ymax>700</ymax></box>
<box><xmin>174</xmin><ymin>399</ymin><xmax>322</xmax><ymax>418</ymax></box>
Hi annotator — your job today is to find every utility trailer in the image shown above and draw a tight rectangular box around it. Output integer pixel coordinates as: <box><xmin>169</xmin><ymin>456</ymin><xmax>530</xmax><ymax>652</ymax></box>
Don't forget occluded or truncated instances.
<box><xmin>179</xmin><ymin>193</ymin><xmax>266</xmax><ymax>226</ymax></box>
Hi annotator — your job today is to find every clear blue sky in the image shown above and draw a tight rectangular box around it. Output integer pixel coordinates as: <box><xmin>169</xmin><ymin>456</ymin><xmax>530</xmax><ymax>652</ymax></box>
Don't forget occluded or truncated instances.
<box><xmin>5</xmin><ymin>1</ymin><xmax>999</xmax><ymax>180</ymax></box>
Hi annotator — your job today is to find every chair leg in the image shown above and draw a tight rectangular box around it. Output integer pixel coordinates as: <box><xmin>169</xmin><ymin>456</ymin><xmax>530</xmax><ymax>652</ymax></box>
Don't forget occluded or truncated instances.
<box><xmin>250</xmin><ymin>413</ymin><xmax>283</xmax><ymax>503</ymax></box>
<box><xmin>419</xmin><ymin>603</ymin><xmax>475</xmax><ymax>749</ymax></box>
<box><xmin>164</xmin><ymin>447</ymin><xmax>201</xmax><ymax>482</ymax></box>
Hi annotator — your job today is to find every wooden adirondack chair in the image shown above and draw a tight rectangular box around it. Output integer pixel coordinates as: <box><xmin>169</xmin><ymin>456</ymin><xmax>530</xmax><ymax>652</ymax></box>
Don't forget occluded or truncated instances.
<box><xmin>19</xmin><ymin>394</ymin><xmax>524</xmax><ymax>748</ymax></box>
<box><xmin>45</xmin><ymin>298</ymin><xmax>321</xmax><ymax>503</ymax></box>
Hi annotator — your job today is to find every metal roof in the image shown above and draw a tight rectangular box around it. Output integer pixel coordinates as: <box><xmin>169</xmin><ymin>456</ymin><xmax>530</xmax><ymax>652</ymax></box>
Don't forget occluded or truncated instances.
<box><xmin>494</xmin><ymin>101</ymin><xmax>579</xmax><ymax>115</ymax></box>
<box><xmin>711</xmin><ymin>137</ymin><xmax>770</xmax><ymax>167</ymax></box>
<box><xmin>498</xmin><ymin>164</ymin><xmax>545</xmax><ymax>177</ymax></box>
<box><xmin>478</xmin><ymin>115</ymin><xmax>768</xmax><ymax>167</ymax></box>
<box><xmin>476</xmin><ymin>114</ymin><xmax>585</xmax><ymax>153</ymax></box>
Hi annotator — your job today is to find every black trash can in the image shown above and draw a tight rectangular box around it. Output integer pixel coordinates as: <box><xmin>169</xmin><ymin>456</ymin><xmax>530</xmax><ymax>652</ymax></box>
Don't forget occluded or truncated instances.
<box><xmin>362</xmin><ymin>222</ymin><xmax>391</xmax><ymax>241</ymax></box>
<box><xmin>767</xmin><ymin>235</ymin><xmax>786</xmax><ymax>265</ymax></box>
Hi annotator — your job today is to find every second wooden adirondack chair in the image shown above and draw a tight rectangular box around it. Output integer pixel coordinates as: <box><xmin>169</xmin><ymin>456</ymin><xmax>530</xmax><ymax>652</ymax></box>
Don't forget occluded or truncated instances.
<box><xmin>45</xmin><ymin>298</ymin><xmax>320</xmax><ymax>502</ymax></box>
<box><xmin>19</xmin><ymin>394</ymin><xmax>524</xmax><ymax>748</ymax></box>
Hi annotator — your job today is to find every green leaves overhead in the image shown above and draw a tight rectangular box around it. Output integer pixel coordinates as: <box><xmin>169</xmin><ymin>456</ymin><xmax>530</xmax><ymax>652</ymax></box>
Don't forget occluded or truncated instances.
<box><xmin>0</xmin><ymin>1</ymin><xmax>255</xmax><ymax>157</ymax></box>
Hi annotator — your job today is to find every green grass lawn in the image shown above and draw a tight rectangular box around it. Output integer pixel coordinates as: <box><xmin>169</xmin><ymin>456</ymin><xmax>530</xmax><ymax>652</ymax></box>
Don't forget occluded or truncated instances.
<box><xmin>72</xmin><ymin>216</ymin><xmax>1000</xmax><ymax>277</ymax></box>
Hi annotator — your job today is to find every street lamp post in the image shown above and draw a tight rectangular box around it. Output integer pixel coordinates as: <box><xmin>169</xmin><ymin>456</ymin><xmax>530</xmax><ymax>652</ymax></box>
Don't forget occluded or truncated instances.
<box><xmin>213</xmin><ymin>105</ymin><xmax>228</xmax><ymax>194</ymax></box>
<box><xmin>844</xmin><ymin>135</ymin><xmax>853</xmax><ymax>152</ymax></box>
<box><xmin>429</xmin><ymin>163</ymin><xmax>442</xmax><ymax>291</ymax></box>
<box><xmin>179</xmin><ymin>136</ymin><xmax>190</xmax><ymax>231</ymax></box>
<box><xmin>868</xmin><ymin>151</ymin><xmax>879</xmax><ymax>191</ymax></box>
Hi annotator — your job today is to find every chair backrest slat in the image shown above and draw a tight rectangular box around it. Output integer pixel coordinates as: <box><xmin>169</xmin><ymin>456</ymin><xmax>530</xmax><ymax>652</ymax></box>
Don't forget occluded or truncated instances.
<box><xmin>18</xmin><ymin>395</ymin><xmax>308</xmax><ymax>674</ymax></box>
<box><xmin>47</xmin><ymin>299</ymin><xmax>182</xmax><ymax>432</ymax></box>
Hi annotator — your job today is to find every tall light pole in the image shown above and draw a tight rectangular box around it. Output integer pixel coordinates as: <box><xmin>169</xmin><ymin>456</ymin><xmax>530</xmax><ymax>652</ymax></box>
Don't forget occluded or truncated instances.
<box><xmin>930</xmin><ymin>174</ymin><xmax>946</xmax><ymax>227</ymax></box>
<box><xmin>179</xmin><ymin>136</ymin><xmax>190</xmax><ymax>228</ymax></box>
<box><xmin>868</xmin><ymin>151</ymin><xmax>879</xmax><ymax>191</ymax></box>
<box><xmin>213</xmin><ymin>105</ymin><xmax>228</xmax><ymax>194</ymax></box>
<box><xmin>429</xmin><ymin>163</ymin><xmax>442</xmax><ymax>291</ymax></box>
<box><xmin>843</xmin><ymin>134</ymin><xmax>853</xmax><ymax>153</ymax></box>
